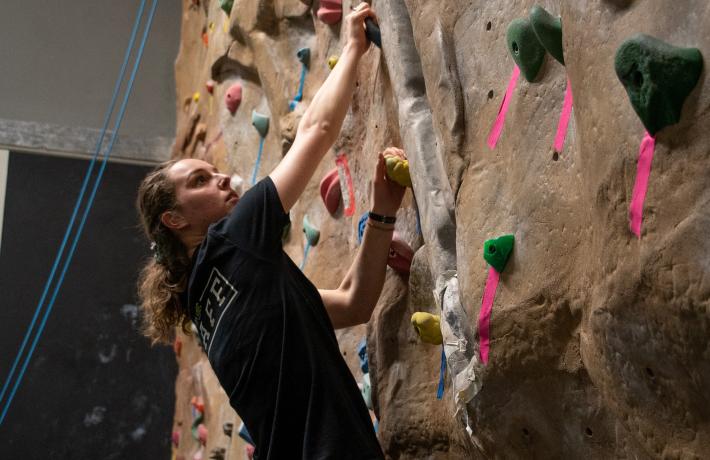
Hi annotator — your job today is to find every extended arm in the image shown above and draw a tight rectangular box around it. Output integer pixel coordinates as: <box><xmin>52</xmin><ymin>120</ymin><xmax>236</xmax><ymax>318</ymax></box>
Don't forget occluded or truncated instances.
<box><xmin>319</xmin><ymin>148</ymin><xmax>407</xmax><ymax>329</ymax></box>
<box><xmin>270</xmin><ymin>4</ymin><xmax>375</xmax><ymax>212</ymax></box>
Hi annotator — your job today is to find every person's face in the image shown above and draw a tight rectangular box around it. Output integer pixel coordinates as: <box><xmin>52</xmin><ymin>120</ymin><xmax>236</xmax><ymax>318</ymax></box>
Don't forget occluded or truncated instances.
<box><xmin>164</xmin><ymin>159</ymin><xmax>239</xmax><ymax>233</ymax></box>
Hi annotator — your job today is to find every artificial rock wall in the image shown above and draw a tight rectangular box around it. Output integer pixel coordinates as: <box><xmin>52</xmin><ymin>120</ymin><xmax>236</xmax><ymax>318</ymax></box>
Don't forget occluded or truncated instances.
<box><xmin>169</xmin><ymin>0</ymin><xmax>710</xmax><ymax>458</ymax></box>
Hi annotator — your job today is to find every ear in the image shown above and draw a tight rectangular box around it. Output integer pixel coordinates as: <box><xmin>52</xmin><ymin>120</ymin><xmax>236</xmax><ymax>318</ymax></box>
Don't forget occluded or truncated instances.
<box><xmin>161</xmin><ymin>210</ymin><xmax>188</xmax><ymax>231</ymax></box>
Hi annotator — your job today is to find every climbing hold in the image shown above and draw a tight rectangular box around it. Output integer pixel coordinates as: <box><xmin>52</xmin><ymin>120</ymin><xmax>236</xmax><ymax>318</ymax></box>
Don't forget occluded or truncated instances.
<box><xmin>173</xmin><ymin>337</ymin><xmax>182</xmax><ymax>357</ymax></box>
<box><xmin>192</xmin><ymin>92</ymin><xmax>200</xmax><ymax>104</ymax></box>
<box><xmin>357</xmin><ymin>338</ymin><xmax>369</xmax><ymax>374</ymax></box>
<box><xmin>238</xmin><ymin>422</ymin><xmax>255</xmax><ymax>446</ymax></box>
<box><xmin>172</xmin><ymin>430</ymin><xmax>181</xmax><ymax>447</ymax></box>
<box><xmin>245</xmin><ymin>444</ymin><xmax>255</xmax><ymax>459</ymax></box>
<box><xmin>209</xmin><ymin>448</ymin><xmax>226</xmax><ymax>460</ymax></box>
<box><xmin>506</xmin><ymin>18</ymin><xmax>546</xmax><ymax>82</ymax></box>
<box><xmin>251</xmin><ymin>110</ymin><xmax>269</xmax><ymax>138</ymax></box>
<box><xmin>615</xmin><ymin>34</ymin><xmax>703</xmax><ymax>135</ymax></box>
<box><xmin>302</xmin><ymin>215</ymin><xmax>320</xmax><ymax>246</ymax></box>
<box><xmin>361</xmin><ymin>373</ymin><xmax>373</xmax><ymax>410</ymax></box>
<box><xmin>190</xmin><ymin>396</ymin><xmax>205</xmax><ymax>414</ymax></box>
<box><xmin>365</xmin><ymin>17</ymin><xmax>381</xmax><ymax>49</ymax></box>
<box><xmin>357</xmin><ymin>212</ymin><xmax>368</xmax><ymax>244</ymax></box>
<box><xmin>529</xmin><ymin>6</ymin><xmax>564</xmax><ymax>65</ymax></box>
<box><xmin>205</xmin><ymin>80</ymin><xmax>215</xmax><ymax>94</ymax></box>
<box><xmin>483</xmin><ymin>234</ymin><xmax>515</xmax><ymax>273</ymax></box>
<box><xmin>388</xmin><ymin>233</ymin><xmax>413</xmax><ymax>275</ymax></box>
<box><xmin>219</xmin><ymin>0</ymin><xmax>233</xmax><ymax>15</ymax></box>
<box><xmin>197</xmin><ymin>424</ymin><xmax>208</xmax><ymax>445</ymax></box>
<box><xmin>202</xmin><ymin>31</ymin><xmax>209</xmax><ymax>47</ymax></box>
<box><xmin>230</xmin><ymin>174</ymin><xmax>244</xmax><ymax>196</ymax></box>
<box><xmin>385</xmin><ymin>155</ymin><xmax>412</xmax><ymax>188</ymax></box>
<box><xmin>222</xmin><ymin>422</ymin><xmax>233</xmax><ymax>437</ymax></box>
<box><xmin>225</xmin><ymin>82</ymin><xmax>242</xmax><ymax>115</ymax></box>
<box><xmin>319</xmin><ymin>168</ymin><xmax>342</xmax><ymax>215</ymax></box>
<box><xmin>410</xmin><ymin>312</ymin><xmax>443</xmax><ymax>345</ymax></box>
<box><xmin>289</xmin><ymin>48</ymin><xmax>311</xmax><ymax>111</ymax></box>
<box><xmin>327</xmin><ymin>55</ymin><xmax>339</xmax><ymax>70</ymax></box>
<box><xmin>317</xmin><ymin>0</ymin><xmax>342</xmax><ymax>25</ymax></box>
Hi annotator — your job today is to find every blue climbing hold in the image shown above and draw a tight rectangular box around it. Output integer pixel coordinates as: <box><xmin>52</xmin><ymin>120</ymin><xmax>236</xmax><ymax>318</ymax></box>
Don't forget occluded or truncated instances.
<box><xmin>357</xmin><ymin>337</ymin><xmax>369</xmax><ymax>374</ymax></box>
<box><xmin>289</xmin><ymin>47</ymin><xmax>311</xmax><ymax>111</ymax></box>
<box><xmin>357</xmin><ymin>212</ymin><xmax>368</xmax><ymax>244</ymax></box>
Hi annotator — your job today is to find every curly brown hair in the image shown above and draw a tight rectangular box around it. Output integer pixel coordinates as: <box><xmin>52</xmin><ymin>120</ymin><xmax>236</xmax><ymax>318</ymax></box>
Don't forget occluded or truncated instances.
<box><xmin>136</xmin><ymin>160</ymin><xmax>193</xmax><ymax>345</ymax></box>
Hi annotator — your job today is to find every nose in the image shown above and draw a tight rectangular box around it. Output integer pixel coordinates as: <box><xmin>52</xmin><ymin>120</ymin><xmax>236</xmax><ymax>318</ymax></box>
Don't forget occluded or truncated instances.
<box><xmin>216</xmin><ymin>173</ymin><xmax>230</xmax><ymax>189</ymax></box>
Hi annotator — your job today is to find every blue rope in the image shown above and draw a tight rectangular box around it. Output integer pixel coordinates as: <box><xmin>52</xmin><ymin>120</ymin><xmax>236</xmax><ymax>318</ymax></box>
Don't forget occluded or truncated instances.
<box><xmin>0</xmin><ymin>0</ymin><xmax>147</xmax><ymax>416</ymax></box>
<box><xmin>437</xmin><ymin>345</ymin><xmax>446</xmax><ymax>400</ymax></box>
<box><xmin>289</xmin><ymin>64</ymin><xmax>307</xmax><ymax>111</ymax></box>
<box><xmin>250</xmin><ymin>136</ymin><xmax>265</xmax><ymax>185</ymax></box>
<box><xmin>0</xmin><ymin>0</ymin><xmax>159</xmax><ymax>425</ymax></box>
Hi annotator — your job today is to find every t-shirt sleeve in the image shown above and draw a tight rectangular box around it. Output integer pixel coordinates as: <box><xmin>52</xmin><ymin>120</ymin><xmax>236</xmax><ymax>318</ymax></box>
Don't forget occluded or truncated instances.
<box><xmin>222</xmin><ymin>176</ymin><xmax>289</xmax><ymax>258</ymax></box>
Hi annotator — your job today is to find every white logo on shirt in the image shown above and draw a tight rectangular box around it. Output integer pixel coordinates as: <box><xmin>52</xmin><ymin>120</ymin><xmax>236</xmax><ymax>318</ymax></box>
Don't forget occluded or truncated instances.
<box><xmin>196</xmin><ymin>267</ymin><xmax>238</xmax><ymax>356</ymax></box>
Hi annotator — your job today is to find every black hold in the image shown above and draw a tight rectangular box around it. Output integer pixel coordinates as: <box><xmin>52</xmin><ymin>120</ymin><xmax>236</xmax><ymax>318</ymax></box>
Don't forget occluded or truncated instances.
<box><xmin>209</xmin><ymin>447</ymin><xmax>227</xmax><ymax>460</ymax></box>
<box><xmin>365</xmin><ymin>17</ymin><xmax>381</xmax><ymax>49</ymax></box>
<box><xmin>223</xmin><ymin>422</ymin><xmax>234</xmax><ymax>437</ymax></box>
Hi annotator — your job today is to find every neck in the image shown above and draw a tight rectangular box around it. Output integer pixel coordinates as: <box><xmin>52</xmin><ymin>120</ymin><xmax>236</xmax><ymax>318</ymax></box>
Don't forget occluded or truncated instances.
<box><xmin>179</xmin><ymin>229</ymin><xmax>206</xmax><ymax>258</ymax></box>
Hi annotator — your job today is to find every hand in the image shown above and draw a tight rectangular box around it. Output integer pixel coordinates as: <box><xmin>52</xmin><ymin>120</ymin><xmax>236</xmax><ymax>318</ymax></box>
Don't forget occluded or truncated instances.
<box><xmin>372</xmin><ymin>147</ymin><xmax>407</xmax><ymax>217</ymax></box>
<box><xmin>343</xmin><ymin>3</ymin><xmax>376</xmax><ymax>57</ymax></box>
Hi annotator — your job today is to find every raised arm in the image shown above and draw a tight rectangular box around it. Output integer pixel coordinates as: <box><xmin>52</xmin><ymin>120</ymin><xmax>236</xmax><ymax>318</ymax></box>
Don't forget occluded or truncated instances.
<box><xmin>269</xmin><ymin>3</ymin><xmax>375</xmax><ymax>212</ymax></box>
<box><xmin>319</xmin><ymin>148</ymin><xmax>407</xmax><ymax>329</ymax></box>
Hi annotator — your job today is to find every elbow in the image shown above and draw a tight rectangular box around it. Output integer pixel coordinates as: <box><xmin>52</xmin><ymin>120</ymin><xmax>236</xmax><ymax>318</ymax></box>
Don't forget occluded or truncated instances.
<box><xmin>297</xmin><ymin>117</ymin><xmax>337</xmax><ymax>145</ymax></box>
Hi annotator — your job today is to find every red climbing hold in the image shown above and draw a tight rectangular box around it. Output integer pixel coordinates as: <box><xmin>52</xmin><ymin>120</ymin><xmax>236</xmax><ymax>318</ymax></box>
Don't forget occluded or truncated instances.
<box><xmin>197</xmin><ymin>424</ymin><xmax>208</xmax><ymax>445</ymax></box>
<box><xmin>319</xmin><ymin>167</ymin><xmax>342</xmax><ymax>215</ymax></box>
<box><xmin>225</xmin><ymin>82</ymin><xmax>242</xmax><ymax>114</ymax></box>
<box><xmin>388</xmin><ymin>233</ymin><xmax>413</xmax><ymax>275</ymax></box>
<box><xmin>245</xmin><ymin>444</ymin><xmax>255</xmax><ymax>460</ymax></box>
<box><xmin>190</xmin><ymin>396</ymin><xmax>205</xmax><ymax>413</ymax></box>
<box><xmin>317</xmin><ymin>0</ymin><xmax>342</xmax><ymax>25</ymax></box>
<box><xmin>206</xmin><ymin>79</ymin><xmax>215</xmax><ymax>94</ymax></box>
<box><xmin>172</xmin><ymin>430</ymin><xmax>181</xmax><ymax>447</ymax></box>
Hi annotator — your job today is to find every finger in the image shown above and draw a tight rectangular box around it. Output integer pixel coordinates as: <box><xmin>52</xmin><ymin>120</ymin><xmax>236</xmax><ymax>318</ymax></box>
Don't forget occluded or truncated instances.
<box><xmin>375</xmin><ymin>152</ymin><xmax>386</xmax><ymax>182</ymax></box>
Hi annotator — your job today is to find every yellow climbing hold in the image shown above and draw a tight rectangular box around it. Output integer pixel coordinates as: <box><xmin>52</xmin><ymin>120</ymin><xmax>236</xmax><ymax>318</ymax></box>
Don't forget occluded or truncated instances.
<box><xmin>192</xmin><ymin>92</ymin><xmax>200</xmax><ymax>104</ymax></box>
<box><xmin>385</xmin><ymin>155</ymin><xmax>412</xmax><ymax>188</ymax></box>
<box><xmin>411</xmin><ymin>312</ymin><xmax>442</xmax><ymax>345</ymax></box>
<box><xmin>209</xmin><ymin>21</ymin><xmax>215</xmax><ymax>32</ymax></box>
<box><xmin>327</xmin><ymin>55</ymin><xmax>339</xmax><ymax>70</ymax></box>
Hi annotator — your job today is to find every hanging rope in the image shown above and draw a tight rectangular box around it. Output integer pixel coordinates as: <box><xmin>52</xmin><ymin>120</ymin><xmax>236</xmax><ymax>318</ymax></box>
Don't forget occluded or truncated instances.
<box><xmin>0</xmin><ymin>0</ymin><xmax>159</xmax><ymax>425</ymax></box>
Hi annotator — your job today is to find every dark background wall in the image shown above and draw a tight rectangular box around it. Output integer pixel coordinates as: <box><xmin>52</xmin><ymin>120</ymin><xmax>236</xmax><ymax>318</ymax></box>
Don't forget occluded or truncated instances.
<box><xmin>0</xmin><ymin>151</ymin><xmax>176</xmax><ymax>459</ymax></box>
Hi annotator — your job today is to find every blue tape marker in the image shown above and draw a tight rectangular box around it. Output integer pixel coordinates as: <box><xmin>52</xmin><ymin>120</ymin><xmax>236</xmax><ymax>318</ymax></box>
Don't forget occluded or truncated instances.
<box><xmin>299</xmin><ymin>242</ymin><xmax>311</xmax><ymax>270</ymax></box>
<box><xmin>437</xmin><ymin>345</ymin><xmax>446</xmax><ymax>400</ymax></box>
<box><xmin>251</xmin><ymin>136</ymin><xmax>265</xmax><ymax>185</ymax></box>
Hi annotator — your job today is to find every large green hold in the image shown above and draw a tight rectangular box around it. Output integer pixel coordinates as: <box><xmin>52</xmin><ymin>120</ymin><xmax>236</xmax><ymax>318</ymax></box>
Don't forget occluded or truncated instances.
<box><xmin>506</xmin><ymin>18</ymin><xmax>546</xmax><ymax>82</ymax></box>
<box><xmin>615</xmin><ymin>34</ymin><xmax>703</xmax><ymax>135</ymax></box>
<box><xmin>219</xmin><ymin>0</ymin><xmax>234</xmax><ymax>15</ymax></box>
<box><xmin>530</xmin><ymin>5</ymin><xmax>564</xmax><ymax>65</ymax></box>
<box><xmin>483</xmin><ymin>235</ymin><xmax>515</xmax><ymax>273</ymax></box>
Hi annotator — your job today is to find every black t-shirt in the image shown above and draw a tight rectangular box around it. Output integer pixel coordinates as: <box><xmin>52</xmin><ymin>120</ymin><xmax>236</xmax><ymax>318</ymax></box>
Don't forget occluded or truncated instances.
<box><xmin>184</xmin><ymin>177</ymin><xmax>384</xmax><ymax>460</ymax></box>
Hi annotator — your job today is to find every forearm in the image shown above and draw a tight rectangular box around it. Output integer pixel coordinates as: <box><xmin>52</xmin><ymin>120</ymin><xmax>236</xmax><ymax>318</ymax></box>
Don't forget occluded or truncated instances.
<box><xmin>297</xmin><ymin>45</ymin><xmax>361</xmax><ymax>145</ymax></box>
<box><xmin>339</xmin><ymin>221</ymin><xmax>394</xmax><ymax>323</ymax></box>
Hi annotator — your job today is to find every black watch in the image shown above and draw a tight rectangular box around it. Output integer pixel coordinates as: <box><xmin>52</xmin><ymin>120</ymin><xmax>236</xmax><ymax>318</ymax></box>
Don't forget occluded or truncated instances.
<box><xmin>368</xmin><ymin>211</ymin><xmax>396</xmax><ymax>224</ymax></box>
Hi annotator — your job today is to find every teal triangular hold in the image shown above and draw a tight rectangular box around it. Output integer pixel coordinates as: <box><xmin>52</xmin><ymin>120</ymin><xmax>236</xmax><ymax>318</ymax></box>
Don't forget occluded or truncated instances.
<box><xmin>615</xmin><ymin>34</ymin><xmax>703</xmax><ymax>135</ymax></box>
<box><xmin>483</xmin><ymin>234</ymin><xmax>515</xmax><ymax>273</ymax></box>
<box><xmin>303</xmin><ymin>215</ymin><xmax>320</xmax><ymax>246</ymax></box>
<box><xmin>530</xmin><ymin>5</ymin><xmax>564</xmax><ymax>65</ymax></box>
<box><xmin>506</xmin><ymin>18</ymin><xmax>546</xmax><ymax>82</ymax></box>
<box><xmin>219</xmin><ymin>0</ymin><xmax>233</xmax><ymax>15</ymax></box>
<box><xmin>251</xmin><ymin>110</ymin><xmax>270</xmax><ymax>138</ymax></box>
<box><xmin>297</xmin><ymin>47</ymin><xmax>311</xmax><ymax>68</ymax></box>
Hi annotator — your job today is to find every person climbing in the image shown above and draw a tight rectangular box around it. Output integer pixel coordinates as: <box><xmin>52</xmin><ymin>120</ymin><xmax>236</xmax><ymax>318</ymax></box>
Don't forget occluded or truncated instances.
<box><xmin>136</xmin><ymin>4</ymin><xmax>403</xmax><ymax>459</ymax></box>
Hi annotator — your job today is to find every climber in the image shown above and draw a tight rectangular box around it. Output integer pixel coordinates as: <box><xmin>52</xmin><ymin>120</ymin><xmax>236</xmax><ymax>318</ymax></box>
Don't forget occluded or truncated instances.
<box><xmin>136</xmin><ymin>4</ymin><xmax>401</xmax><ymax>459</ymax></box>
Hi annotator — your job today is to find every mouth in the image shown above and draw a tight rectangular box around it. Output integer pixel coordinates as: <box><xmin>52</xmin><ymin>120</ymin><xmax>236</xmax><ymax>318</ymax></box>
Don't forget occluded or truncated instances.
<box><xmin>227</xmin><ymin>192</ymin><xmax>240</xmax><ymax>204</ymax></box>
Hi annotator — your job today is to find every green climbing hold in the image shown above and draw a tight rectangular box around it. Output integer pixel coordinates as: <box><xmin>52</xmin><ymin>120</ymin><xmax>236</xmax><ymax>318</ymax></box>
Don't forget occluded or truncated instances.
<box><xmin>251</xmin><ymin>110</ymin><xmax>269</xmax><ymax>138</ymax></box>
<box><xmin>529</xmin><ymin>5</ymin><xmax>564</xmax><ymax>65</ymax></box>
<box><xmin>302</xmin><ymin>215</ymin><xmax>320</xmax><ymax>246</ymax></box>
<box><xmin>219</xmin><ymin>0</ymin><xmax>233</xmax><ymax>15</ymax></box>
<box><xmin>507</xmin><ymin>18</ymin><xmax>546</xmax><ymax>82</ymax></box>
<box><xmin>385</xmin><ymin>156</ymin><xmax>412</xmax><ymax>187</ymax></box>
<box><xmin>615</xmin><ymin>34</ymin><xmax>703</xmax><ymax>135</ymax></box>
<box><xmin>483</xmin><ymin>234</ymin><xmax>515</xmax><ymax>273</ymax></box>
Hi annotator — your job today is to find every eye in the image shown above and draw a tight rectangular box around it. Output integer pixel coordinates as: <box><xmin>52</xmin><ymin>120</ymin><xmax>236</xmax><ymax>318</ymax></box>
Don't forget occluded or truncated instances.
<box><xmin>194</xmin><ymin>174</ymin><xmax>208</xmax><ymax>186</ymax></box>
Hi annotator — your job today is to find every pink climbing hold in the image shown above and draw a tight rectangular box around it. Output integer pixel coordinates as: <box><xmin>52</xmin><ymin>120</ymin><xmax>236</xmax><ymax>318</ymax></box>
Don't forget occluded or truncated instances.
<box><xmin>206</xmin><ymin>79</ymin><xmax>215</xmax><ymax>94</ymax></box>
<box><xmin>319</xmin><ymin>167</ymin><xmax>342</xmax><ymax>215</ymax></box>
<box><xmin>478</xmin><ymin>266</ymin><xmax>501</xmax><ymax>364</ymax></box>
<box><xmin>172</xmin><ymin>430</ymin><xmax>181</xmax><ymax>447</ymax></box>
<box><xmin>487</xmin><ymin>65</ymin><xmax>520</xmax><ymax>150</ymax></box>
<box><xmin>317</xmin><ymin>0</ymin><xmax>342</xmax><ymax>25</ymax></box>
<box><xmin>388</xmin><ymin>233</ymin><xmax>414</xmax><ymax>275</ymax></box>
<box><xmin>629</xmin><ymin>131</ymin><xmax>656</xmax><ymax>238</ymax></box>
<box><xmin>197</xmin><ymin>423</ymin><xmax>208</xmax><ymax>445</ymax></box>
<box><xmin>225</xmin><ymin>82</ymin><xmax>242</xmax><ymax>114</ymax></box>
<box><xmin>245</xmin><ymin>444</ymin><xmax>256</xmax><ymax>460</ymax></box>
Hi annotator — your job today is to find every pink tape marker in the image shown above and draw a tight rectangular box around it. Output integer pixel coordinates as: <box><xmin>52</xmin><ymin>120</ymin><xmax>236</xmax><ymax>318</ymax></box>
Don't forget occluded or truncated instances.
<box><xmin>335</xmin><ymin>153</ymin><xmax>356</xmax><ymax>217</ymax></box>
<box><xmin>629</xmin><ymin>131</ymin><xmax>656</xmax><ymax>238</ymax></box>
<box><xmin>478</xmin><ymin>267</ymin><xmax>500</xmax><ymax>364</ymax></box>
<box><xmin>487</xmin><ymin>65</ymin><xmax>520</xmax><ymax>150</ymax></box>
<box><xmin>553</xmin><ymin>79</ymin><xmax>574</xmax><ymax>153</ymax></box>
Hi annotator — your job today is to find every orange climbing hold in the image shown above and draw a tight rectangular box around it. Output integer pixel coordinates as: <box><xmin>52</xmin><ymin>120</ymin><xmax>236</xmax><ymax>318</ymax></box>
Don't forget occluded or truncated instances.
<box><xmin>173</xmin><ymin>337</ymin><xmax>182</xmax><ymax>357</ymax></box>
<box><xmin>317</xmin><ymin>0</ymin><xmax>342</xmax><ymax>25</ymax></box>
<box><xmin>319</xmin><ymin>168</ymin><xmax>342</xmax><ymax>215</ymax></box>
<box><xmin>190</xmin><ymin>396</ymin><xmax>205</xmax><ymax>413</ymax></box>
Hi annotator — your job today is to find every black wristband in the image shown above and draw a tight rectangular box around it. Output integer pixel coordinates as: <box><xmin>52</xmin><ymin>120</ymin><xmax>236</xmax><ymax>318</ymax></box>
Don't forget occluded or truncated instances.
<box><xmin>368</xmin><ymin>211</ymin><xmax>396</xmax><ymax>224</ymax></box>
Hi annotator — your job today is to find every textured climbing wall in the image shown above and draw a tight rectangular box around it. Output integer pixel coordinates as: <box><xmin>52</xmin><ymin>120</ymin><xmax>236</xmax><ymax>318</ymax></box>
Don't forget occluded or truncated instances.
<box><xmin>170</xmin><ymin>0</ymin><xmax>709</xmax><ymax>458</ymax></box>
